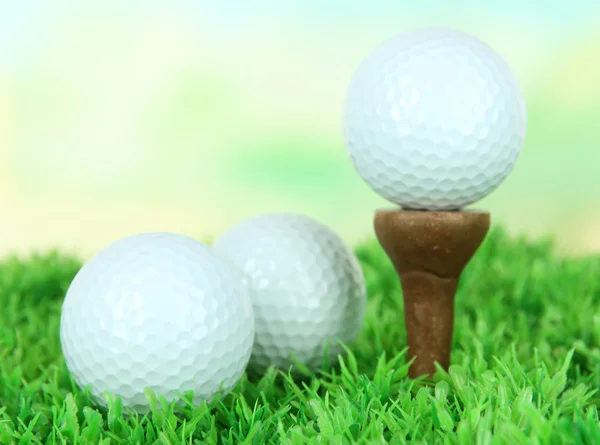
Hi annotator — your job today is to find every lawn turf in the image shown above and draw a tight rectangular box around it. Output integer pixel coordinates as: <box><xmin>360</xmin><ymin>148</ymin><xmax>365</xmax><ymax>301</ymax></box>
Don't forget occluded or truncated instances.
<box><xmin>1</xmin><ymin>227</ymin><xmax>600</xmax><ymax>444</ymax></box>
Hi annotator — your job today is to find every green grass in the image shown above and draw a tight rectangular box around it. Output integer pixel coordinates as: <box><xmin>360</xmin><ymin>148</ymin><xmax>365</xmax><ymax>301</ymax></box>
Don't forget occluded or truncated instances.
<box><xmin>1</xmin><ymin>227</ymin><xmax>600</xmax><ymax>444</ymax></box>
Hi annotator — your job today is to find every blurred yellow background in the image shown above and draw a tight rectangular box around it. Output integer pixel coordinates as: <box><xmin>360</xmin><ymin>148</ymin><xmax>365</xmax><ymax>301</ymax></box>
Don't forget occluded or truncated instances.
<box><xmin>1</xmin><ymin>1</ymin><xmax>599</xmax><ymax>258</ymax></box>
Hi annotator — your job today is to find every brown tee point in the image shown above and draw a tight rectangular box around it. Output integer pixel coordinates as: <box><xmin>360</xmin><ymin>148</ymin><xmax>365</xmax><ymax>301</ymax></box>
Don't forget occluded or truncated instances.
<box><xmin>373</xmin><ymin>209</ymin><xmax>490</xmax><ymax>378</ymax></box>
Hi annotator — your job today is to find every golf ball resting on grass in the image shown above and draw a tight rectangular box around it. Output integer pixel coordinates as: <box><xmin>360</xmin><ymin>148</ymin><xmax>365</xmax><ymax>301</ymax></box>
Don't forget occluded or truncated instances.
<box><xmin>212</xmin><ymin>213</ymin><xmax>367</xmax><ymax>372</ymax></box>
<box><xmin>60</xmin><ymin>232</ymin><xmax>255</xmax><ymax>413</ymax></box>
<box><xmin>342</xmin><ymin>27</ymin><xmax>527</xmax><ymax>377</ymax></box>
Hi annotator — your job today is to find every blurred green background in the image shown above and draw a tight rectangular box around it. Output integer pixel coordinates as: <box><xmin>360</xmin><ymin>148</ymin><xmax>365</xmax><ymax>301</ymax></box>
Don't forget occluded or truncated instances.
<box><xmin>1</xmin><ymin>1</ymin><xmax>599</xmax><ymax>258</ymax></box>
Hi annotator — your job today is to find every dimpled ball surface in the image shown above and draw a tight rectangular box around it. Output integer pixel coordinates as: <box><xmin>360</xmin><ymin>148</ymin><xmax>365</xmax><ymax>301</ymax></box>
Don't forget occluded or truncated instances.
<box><xmin>212</xmin><ymin>213</ymin><xmax>366</xmax><ymax>372</ymax></box>
<box><xmin>60</xmin><ymin>232</ymin><xmax>254</xmax><ymax>413</ymax></box>
<box><xmin>343</xmin><ymin>27</ymin><xmax>527</xmax><ymax>210</ymax></box>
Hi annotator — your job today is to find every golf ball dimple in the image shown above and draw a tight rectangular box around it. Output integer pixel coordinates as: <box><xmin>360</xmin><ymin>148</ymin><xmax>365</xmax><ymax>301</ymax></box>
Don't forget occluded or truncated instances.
<box><xmin>60</xmin><ymin>232</ymin><xmax>255</xmax><ymax>413</ymax></box>
<box><xmin>343</xmin><ymin>27</ymin><xmax>527</xmax><ymax>210</ymax></box>
<box><xmin>212</xmin><ymin>213</ymin><xmax>367</xmax><ymax>372</ymax></box>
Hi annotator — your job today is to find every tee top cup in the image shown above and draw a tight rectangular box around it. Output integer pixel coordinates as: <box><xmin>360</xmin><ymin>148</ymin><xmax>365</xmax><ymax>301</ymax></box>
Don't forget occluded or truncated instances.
<box><xmin>342</xmin><ymin>27</ymin><xmax>526</xmax><ymax>378</ymax></box>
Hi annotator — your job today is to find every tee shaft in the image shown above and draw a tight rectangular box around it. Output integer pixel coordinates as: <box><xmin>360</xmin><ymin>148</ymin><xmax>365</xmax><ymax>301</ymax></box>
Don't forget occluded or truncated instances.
<box><xmin>374</xmin><ymin>209</ymin><xmax>490</xmax><ymax>378</ymax></box>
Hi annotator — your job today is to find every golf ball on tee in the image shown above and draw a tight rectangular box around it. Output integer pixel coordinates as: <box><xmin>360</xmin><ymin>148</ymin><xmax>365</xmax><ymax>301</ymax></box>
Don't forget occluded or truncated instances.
<box><xmin>60</xmin><ymin>232</ymin><xmax>255</xmax><ymax>413</ymax></box>
<box><xmin>212</xmin><ymin>213</ymin><xmax>367</xmax><ymax>372</ymax></box>
<box><xmin>343</xmin><ymin>27</ymin><xmax>527</xmax><ymax>210</ymax></box>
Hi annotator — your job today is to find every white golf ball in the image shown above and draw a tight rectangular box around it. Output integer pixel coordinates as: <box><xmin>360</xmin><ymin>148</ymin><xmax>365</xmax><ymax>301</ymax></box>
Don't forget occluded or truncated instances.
<box><xmin>343</xmin><ymin>27</ymin><xmax>527</xmax><ymax>210</ymax></box>
<box><xmin>212</xmin><ymin>213</ymin><xmax>366</xmax><ymax>372</ymax></box>
<box><xmin>60</xmin><ymin>232</ymin><xmax>254</xmax><ymax>413</ymax></box>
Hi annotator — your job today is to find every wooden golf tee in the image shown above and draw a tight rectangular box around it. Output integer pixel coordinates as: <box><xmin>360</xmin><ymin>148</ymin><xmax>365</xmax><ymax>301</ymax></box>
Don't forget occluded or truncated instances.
<box><xmin>374</xmin><ymin>209</ymin><xmax>490</xmax><ymax>378</ymax></box>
